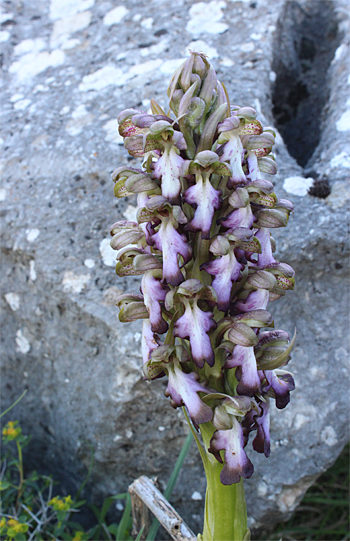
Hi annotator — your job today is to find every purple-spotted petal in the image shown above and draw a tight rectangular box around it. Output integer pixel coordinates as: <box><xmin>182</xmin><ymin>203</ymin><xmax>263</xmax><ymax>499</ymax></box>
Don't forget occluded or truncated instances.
<box><xmin>184</xmin><ymin>173</ymin><xmax>221</xmax><ymax>239</ymax></box>
<box><xmin>165</xmin><ymin>361</ymin><xmax>213</xmax><ymax>424</ymax></box>
<box><xmin>174</xmin><ymin>301</ymin><xmax>216</xmax><ymax>367</ymax></box>
<box><xmin>141</xmin><ymin>271</ymin><xmax>168</xmax><ymax>334</ymax></box>
<box><xmin>208</xmin><ymin>417</ymin><xmax>254</xmax><ymax>485</ymax></box>
<box><xmin>225</xmin><ymin>345</ymin><xmax>261</xmax><ymax>396</ymax></box>
<box><xmin>153</xmin><ymin>145</ymin><xmax>185</xmax><ymax>203</ymax></box>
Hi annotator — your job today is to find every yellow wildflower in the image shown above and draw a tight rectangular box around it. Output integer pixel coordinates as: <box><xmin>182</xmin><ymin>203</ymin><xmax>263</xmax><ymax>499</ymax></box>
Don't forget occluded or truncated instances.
<box><xmin>72</xmin><ymin>531</ymin><xmax>84</xmax><ymax>541</ymax></box>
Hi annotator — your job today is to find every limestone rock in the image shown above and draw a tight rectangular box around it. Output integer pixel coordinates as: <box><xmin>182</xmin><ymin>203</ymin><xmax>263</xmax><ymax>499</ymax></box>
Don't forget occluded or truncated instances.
<box><xmin>1</xmin><ymin>0</ymin><xmax>349</xmax><ymax>534</ymax></box>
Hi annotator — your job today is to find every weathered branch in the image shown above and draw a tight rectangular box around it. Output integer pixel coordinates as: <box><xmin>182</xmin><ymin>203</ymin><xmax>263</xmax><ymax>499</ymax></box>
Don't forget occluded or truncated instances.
<box><xmin>129</xmin><ymin>476</ymin><xmax>197</xmax><ymax>541</ymax></box>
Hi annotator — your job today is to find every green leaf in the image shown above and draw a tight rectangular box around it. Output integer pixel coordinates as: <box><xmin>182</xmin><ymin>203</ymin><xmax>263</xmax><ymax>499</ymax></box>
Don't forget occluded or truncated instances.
<box><xmin>0</xmin><ymin>390</ymin><xmax>27</xmax><ymax>419</ymax></box>
<box><xmin>117</xmin><ymin>492</ymin><xmax>132</xmax><ymax>541</ymax></box>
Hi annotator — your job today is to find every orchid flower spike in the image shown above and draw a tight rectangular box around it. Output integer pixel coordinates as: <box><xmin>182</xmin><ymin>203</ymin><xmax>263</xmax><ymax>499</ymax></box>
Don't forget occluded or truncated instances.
<box><xmin>110</xmin><ymin>51</ymin><xmax>296</xmax><ymax>490</ymax></box>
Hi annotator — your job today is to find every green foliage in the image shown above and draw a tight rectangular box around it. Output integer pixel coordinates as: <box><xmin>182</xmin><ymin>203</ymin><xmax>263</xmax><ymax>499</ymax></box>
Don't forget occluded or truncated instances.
<box><xmin>0</xmin><ymin>420</ymin><xmax>133</xmax><ymax>541</ymax></box>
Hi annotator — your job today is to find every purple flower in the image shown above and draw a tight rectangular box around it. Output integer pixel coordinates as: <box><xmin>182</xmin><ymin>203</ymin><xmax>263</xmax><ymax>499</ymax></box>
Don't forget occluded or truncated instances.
<box><xmin>202</xmin><ymin>237</ymin><xmax>244</xmax><ymax>311</ymax></box>
<box><xmin>165</xmin><ymin>361</ymin><xmax>213</xmax><ymax>424</ymax></box>
<box><xmin>141</xmin><ymin>270</ymin><xmax>168</xmax><ymax>334</ymax></box>
<box><xmin>139</xmin><ymin>198</ymin><xmax>192</xmax><ymax>286</ymax></box>
<box><xmin>263</xmin><ymin>370</ymin><xmax>295</xmax><ymax>409</ymax></box>
<box><xmin>184</xmin><ymin>171</ymin><xmax>221</xmax><ymax>239</ymax></box>
<box><xmin>235</xmin><ymin>288</ymin><xmax>270</xmax><ymax>312</ymax></box>
<box><xmin>153</xmin><ymin>144</ymin><xmax>185</xmax><ymax>203</ymax></box>
<box><xmin>225</xmin><ymin>345</ymin><xmax>261</xmax><ymax>396</ymax></box>
<box><xmin>174</xmin><ymin>298</ymin><xmax>216</xmax><ymax>368</ymax></box>
<box><xmin>209</xmin><ymin>416</ymin><xmax>254</xmax><ymax>485</ymax></box>
<box><xmin>254</xmin><ymin>227</ymin><xmax>276</xmax><ymax>267</ymax></box>
<box><xmin>252</xmin><ymin>400</ymin><xmax>271</xmax><ymax>457</ymax></box>
<box><xmin>217</xmin><ymin>118</ymin><xmax>246</xmax><ymax>187</ymax></box>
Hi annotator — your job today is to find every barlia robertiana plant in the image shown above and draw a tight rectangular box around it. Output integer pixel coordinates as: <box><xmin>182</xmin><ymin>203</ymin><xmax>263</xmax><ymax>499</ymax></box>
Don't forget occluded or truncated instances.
<box><xmin>110</xmin><ymin>52</ymin><xmax>296</xmax><ymax>541</ymax></box>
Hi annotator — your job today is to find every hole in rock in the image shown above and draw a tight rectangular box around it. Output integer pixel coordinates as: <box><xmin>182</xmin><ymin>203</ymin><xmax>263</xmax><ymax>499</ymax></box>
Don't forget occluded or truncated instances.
<box><xmin>271</xmin><ymin>1</ymin><xmax>342</xmax><ymax>167</ymax></box>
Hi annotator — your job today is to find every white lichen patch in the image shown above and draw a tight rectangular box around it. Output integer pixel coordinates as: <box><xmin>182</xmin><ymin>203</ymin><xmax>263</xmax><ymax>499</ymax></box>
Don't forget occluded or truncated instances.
<box><xmin>320</xmin><ymin>425</ymin><xmax>338</xmax><ymax>446</ymax></box>
<box><xmin>79</xmin><ymin>65</ymin><xmax>124</xmax><ymax>91</ymax></box>
<box><xmin>13</xmin><ymin>99</ymin><xmax>31</xmax><ymax>110</ymax></box>
<box><xmin>220</xmin><ymin>57</ymin><xmax>234</xmax><ymax>67</ymax></box>
<box><xmin>4</xmin><ymin>292</ymin><xmax>20</xmax><ymax>311</ymax></box>
<box><xmin>140</xmin><ymin>17</ymin><xmax>153</xmax><ymax>30</ymax></box>
<box><xmin>186</xmin><ymin>1</ymin><xmax>228</xmax><ymax>36</ymax></box>
<box><xmin>29</xmin><ymin>260</ymin><xmax>37</xmax><ymax>281</ymax></box>
<box><xmin>283</xmin><ymin>176</ymin><xmax>313</xmax><ymax>196</ymax></box>
<box><xmin>103</xmin><ymin>6</ymin><xmax>129</xmax><ymax>26</ymax></box>
<box><xmin>65</xmin><ymin>105</ymin><xmax>93</xmax><ymax>136</ymax></box>
<box><xmin>84</xmin><ymin>258</ymin><xmax>95</xmax><ymax>268</ymax></box>
<box><xmin>0</xmin><ymin>31</ymin><xmax>10</xmax><ymax>42</ymax></box>
<box><xmin>9</xmin><ymin>48</ymin><xmax>65</xmax><ymax>82</ymax></box>
<box><xmin>79</xmin><ymin>59</ymin><xmax>179</xmax><ymax>92</ymax></box>
<box><xmin>0</xmin><ymin>12</ymin><xmax>13</xmax><ymax>23</ymax></box>
<box><xmin>293</xmin><ymin>413</ymin><xmax>308</xmax><ymax>430</ymax></box>
<box><xmin>191</xmin><ymin>491</ymin><xmax>202</xmax><ymax>500</ymax></box>
<box><xmin>128</xmin><ymin>59</ymin><xmax>163</xmax><ymax>78</ymax></box>
<box><xmin>51</xmin><ymin>11</ymin><xmax>91</xmax><ymax>48</ymax></box>
<box><xmin>186</xmin><ymin>40</ymin><xmax>218</xmax><ymax>58</ymax></box>
<box><xmin>62</xmin><ymin>271</ymin><xmax>90</xmax><ymax>293</ymax></box>
<box><xmin>99</xmin><ymin>238</ymin><xmax>116</xmax><ymax>267</ymax></box>
<box><xmin>16</xmin><ymin>330</ymin><xmax>31</xmax><ymax>354</ymax></box>
<box><xmin>336</xmin><ymin>109</ymin><xmax>350</xmax><ymax>132</ymax></box>
<box><xmin>14</xmin><ymin>38</ymin><xmax>46</xmax><ymax>56</ymax></box>
<box><xmin>333</xmin><ymin>43</ymin><xmax>347</xmax><ymax>63</ymax></box>
<box><xmin>330</xmin><ymin>151</ymin><xmax>350</xmax><ymax>169</ymax></box>
<box><xmin>140</xmin><ymin>38</ymin><xmax>169</xmax><ymax>58</ymax></box>
<box><xmin>103</xmin><ymin>119</ymin><xmax>124</xmax><ymax>144</ymax></box>
<box><xmin>123</xmin><ymin>204</ymin><xmax>138</xmax><ymax>222</ymax></box>
<box><xmin>240</xmin><ymin>42</ymin><xmax>255</xmax><ymax>53</ymax></box>
<box><xmin>49</xmin><ymin>0</ymin><xmax>94</xmax><ymax>20</ymax></box>
<box><xmin>26</xmin><ymin>228</ymin><xmax>40</xmax><ymax>242</ymax></box>
<box><xmin>10</xmin><ymin>93</ymin><xmax>24</xmax><ymax>102</ymax></box>
<box><xmin>0</xmin><ymin>188</ymin><xmax>6</xmax><ymax>201</ymax></box>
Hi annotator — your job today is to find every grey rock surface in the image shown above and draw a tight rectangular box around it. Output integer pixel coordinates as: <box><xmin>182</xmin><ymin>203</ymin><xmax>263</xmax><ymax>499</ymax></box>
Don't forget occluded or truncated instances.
<box><xmin>1</xmin><ymin>0</ymin><xmax>349</xmax><ymax>535</ymax></box>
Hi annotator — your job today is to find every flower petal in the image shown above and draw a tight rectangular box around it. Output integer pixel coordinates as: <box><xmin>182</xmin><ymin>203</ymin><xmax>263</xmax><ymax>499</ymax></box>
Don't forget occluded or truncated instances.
<box><xmin>174</xmin><ymin>301</ymin><xmax>216</xmax><ymax>367</ymax></box>
<box><xmin>141</xmin><ymin>271</ymin><xmax>168</xmax><ymax>334</ymax></box>
<box><xmin>151</xmin><ymin>217</ymin><xmax>192</xmax><ymax>286</ymax></box>
<box><xmin>252</xmin><ymin>400</ymin><xmax>271</xmax><ymax>457</ymax></box>
<box><xmin>220</xmin><ymin>205</ymin><xmax>255</xmax><ymax>230</ymax></box>
<box><xmin>153</xmin><ymin>145</ymin><xmax>184</xmax><ymax>203</ymax></box>
<box><xmin>226</xmin><ymin>345</ymin><xmax>261</xmax><ymax>396</ymax></box>
<box><xmin>165</xmin><ymin>362</ymin><xmax>213</xmax><ymax>424</ymax></box>
<box><xmin>235</xmin><ymin>288</ymin><xmax>270</xmax><ymax>312</ymax></box>
<box><xmin>184</xmin><ymin>173</ymin><xmax>222</xmax><ymax>239</ymax></box>
<box><xmin>203</xmin><ymin>248</ymin><xmax>243</xmax><ymax>311</ymax></box>
<box><xmin>208</xmin><ymin>417</ymin><xmax>254</xmax><ymax>485</ymax></box>
<box><xmin>263</xmin><ymin>370</ymin><xmax>295</xmax><ymax>409</ymax></box>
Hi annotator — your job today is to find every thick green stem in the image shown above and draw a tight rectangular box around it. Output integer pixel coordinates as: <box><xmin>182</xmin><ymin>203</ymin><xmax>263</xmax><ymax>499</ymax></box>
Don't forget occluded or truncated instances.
<box><xmin>199</xmin><ymin>423</ymin><xmax>250</xmax><ymax>541</ymax></box>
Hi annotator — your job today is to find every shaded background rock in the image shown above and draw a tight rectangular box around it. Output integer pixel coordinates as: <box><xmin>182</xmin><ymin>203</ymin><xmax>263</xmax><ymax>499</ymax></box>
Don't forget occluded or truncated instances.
<box><xmin>1</xmin><ymin>0</ymin><xmax>349</xmax><ymax>535</ymax></box>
